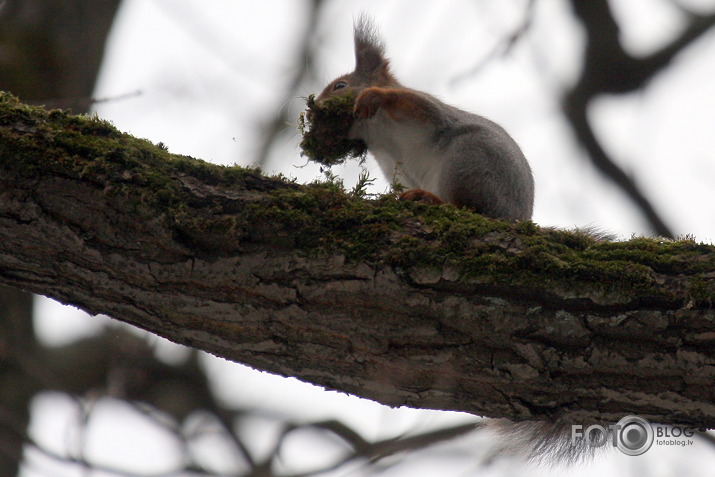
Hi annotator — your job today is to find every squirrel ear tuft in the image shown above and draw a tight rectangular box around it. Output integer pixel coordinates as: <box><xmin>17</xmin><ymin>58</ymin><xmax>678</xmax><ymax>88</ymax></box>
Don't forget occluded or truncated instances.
<box><xmin>353</xmin><ymin>14</ymin><xmax>390</xmax><ymax>80</ymax></box>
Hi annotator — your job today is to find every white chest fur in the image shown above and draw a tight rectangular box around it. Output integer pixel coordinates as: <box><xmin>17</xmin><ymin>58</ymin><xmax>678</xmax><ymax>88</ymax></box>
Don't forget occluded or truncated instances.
<box><xmin>350</xmin><ymin>112</ymin><xmax>443</xmax><ymax>194</ymax></box>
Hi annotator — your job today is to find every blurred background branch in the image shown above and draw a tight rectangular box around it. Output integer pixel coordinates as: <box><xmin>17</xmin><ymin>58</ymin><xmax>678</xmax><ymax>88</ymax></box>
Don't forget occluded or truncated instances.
<box><xmin>563</xmin><ymin>0</ymin><xmax>715</xmax><ymax>238</ymax></box>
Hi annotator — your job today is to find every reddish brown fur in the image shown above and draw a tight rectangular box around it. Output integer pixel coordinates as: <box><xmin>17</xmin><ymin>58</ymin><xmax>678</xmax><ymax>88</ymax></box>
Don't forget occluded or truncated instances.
<box><xmin>354</xmin><ymin>87</ymin><xmax>430</xmax><ymax>122</ymax></box>
<box><xmin>399</xmin><ymin>188</ymin><xmax>444</xmax><ymax>205</ymax></box>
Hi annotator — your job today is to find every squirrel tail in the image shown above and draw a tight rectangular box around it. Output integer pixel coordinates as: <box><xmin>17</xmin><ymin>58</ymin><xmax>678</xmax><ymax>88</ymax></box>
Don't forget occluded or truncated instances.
<box><xmin>481</xmin><ymin>419</ymin><xmax>605</xmax><ymax>464</ymax></box>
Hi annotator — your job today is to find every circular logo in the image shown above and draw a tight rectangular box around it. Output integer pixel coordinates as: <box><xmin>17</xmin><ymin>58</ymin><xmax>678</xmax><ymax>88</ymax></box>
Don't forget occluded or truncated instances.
<box><xmin>616</xmin><ymin>415</ymin><xmax>654</xmax><ymax>456</ymax></box>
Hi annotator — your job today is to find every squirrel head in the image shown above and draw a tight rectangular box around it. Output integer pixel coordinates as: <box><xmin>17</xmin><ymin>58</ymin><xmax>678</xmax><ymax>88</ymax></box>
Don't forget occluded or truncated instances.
<box><xmin>316</xmin><ymin>15</ymin><xmax>399</xmax><ymax>103</ymax></box>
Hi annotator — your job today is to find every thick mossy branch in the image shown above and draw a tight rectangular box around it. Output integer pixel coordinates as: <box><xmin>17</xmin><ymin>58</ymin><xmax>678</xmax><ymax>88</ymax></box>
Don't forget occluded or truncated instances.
<box><xmin>2</xmin><ymin>93</ymin><xmax>712</xmax><ymax>303</ymax></box>
<box><xmin>2</xmin><ymin>92</ymin><xmax>715</xmax><ymax>428</ymax></box>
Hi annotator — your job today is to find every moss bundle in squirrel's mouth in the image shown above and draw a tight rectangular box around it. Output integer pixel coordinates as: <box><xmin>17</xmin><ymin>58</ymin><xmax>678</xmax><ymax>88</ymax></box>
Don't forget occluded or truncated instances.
<box><xmin>298</xmin><ymin>92</ymin><xmax>367</xmax><ymax>166</ymax></box>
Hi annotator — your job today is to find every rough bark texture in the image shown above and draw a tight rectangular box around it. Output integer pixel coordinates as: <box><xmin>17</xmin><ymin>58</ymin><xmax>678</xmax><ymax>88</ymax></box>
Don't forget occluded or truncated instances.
<box><xmin>0</xmin><ymin>3</ymin><xmax>121</xmax><ymax>475</ymax></box>
<box><xmin>1</xmin><ymin>93</ymin><xmax>715</xmax><ymax>430</ymax></box>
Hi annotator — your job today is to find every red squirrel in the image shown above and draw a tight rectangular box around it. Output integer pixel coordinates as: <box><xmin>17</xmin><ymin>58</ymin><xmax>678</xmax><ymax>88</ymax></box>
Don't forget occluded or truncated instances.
<box><xmin>312</xmin><ymin>16</ymin><xmax>604</xmax><ymax>462</ymax></box>
<box><xmin>314</xmin><ymin>16</ymin><xmax>534</xmax><ymax>221</ymax></box>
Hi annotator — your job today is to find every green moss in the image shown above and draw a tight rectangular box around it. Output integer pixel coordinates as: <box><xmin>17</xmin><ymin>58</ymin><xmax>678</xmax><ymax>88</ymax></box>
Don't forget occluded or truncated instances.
<box><xmin>687</xmin><ymin>276</ymin><xmax>714</xmax><ymax>304</ymax></box>
<box><xmin>2</xmin><ymin>91</ymin><xmax>715</xmax><ymax>307</ymax></box>
<box><xmin>298</xmin><ymin>93</ymin><xmax>367</xmax><ymax>166</ymax></box>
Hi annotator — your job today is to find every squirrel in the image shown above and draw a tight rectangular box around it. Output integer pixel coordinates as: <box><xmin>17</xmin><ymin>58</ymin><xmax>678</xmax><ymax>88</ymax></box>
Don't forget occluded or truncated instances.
<box><xmin>313</xmin><ymin>15</ymin><xmax>534</xmax><ymax>221</ymax></box>
<box><xmin>311</xmin><ymin>16</ymin><xmax>606</xmax><ymax>463</ymax></box>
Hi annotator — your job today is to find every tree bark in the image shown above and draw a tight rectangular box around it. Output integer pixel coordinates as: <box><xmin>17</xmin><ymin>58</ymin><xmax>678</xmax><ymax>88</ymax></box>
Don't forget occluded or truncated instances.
<box><xmin>1</xmin><ymin>93</ymin><xmax>715</xmax><ymax>430</ymax></box>
<box><xmin>1</xmin><ymin>3</ymin><xmax>121</xmax><ymax>475</ymax></box>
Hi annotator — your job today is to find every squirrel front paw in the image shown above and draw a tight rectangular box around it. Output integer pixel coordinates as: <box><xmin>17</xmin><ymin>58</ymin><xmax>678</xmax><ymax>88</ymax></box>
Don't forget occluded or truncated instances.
<box><xmin>399</xmin><ymin>188</ymin><xmax>444</xmax><ymax>205</ymax></box>
<box><xmin>354</xmin><ymin>87</ymin><xmax>389</xmax><ymax>119</ymax></box>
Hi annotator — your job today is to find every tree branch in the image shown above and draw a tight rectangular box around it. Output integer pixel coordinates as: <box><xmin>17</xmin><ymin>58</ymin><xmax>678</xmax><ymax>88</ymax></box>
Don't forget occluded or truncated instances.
<box><xmin>1</xmin><ymin>93</ymin><xmax>715</xmax><ymax>430</ymax></box>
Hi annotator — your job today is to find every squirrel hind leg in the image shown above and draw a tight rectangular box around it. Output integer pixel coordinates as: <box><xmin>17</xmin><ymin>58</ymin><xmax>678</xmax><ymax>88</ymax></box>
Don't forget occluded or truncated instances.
<box><xmin>399</xmin><ymin>188</ymin><xmax>444</xmax><ymax>205</ymax></box>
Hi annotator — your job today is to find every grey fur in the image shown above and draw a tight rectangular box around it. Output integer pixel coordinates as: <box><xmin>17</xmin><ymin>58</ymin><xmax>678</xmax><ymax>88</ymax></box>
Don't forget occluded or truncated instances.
<box><xmin>429</xmin><ymin>100</ymin><xmax>534</xmax><ymax>220</ymax></box>
<box><xmin>485</xmin><ymin>420</ymin><xmax>606</xmax><ymax>464</ymax></box>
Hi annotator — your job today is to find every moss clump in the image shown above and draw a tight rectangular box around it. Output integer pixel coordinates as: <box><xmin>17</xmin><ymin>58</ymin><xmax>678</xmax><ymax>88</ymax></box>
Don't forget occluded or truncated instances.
<box><xmin>298</xmin><ymin>93</ymin><xmax>367</xmax><ymax>166</ymax></box>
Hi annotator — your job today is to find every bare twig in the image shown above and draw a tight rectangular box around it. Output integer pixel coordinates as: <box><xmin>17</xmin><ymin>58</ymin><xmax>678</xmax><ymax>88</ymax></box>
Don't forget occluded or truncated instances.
<box><xmin>452</xmin><ymin>0</ymin><xmax>537</xmax><ymax>84</ymax></box>
<box><xmin>254</xmin><ymin>0</ymin><xmax>326</xmax><ymax>167</ymax></box>
<box><xmin>26</xmin><ymin>90</ymin><xmax>143</xmax><ymax>112</ymax></box>
<box><xmin>270</xmin><ymin>419</ymin><xmax>480</xmax><ymax>477</ymax></box>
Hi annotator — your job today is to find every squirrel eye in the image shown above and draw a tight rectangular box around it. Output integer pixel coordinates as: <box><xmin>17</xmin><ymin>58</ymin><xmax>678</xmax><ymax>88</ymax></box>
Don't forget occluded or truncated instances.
<box><xmin>333</xmin><ymin>81</ymin><xmax>347</xmax><ymax>91</ymax></box>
